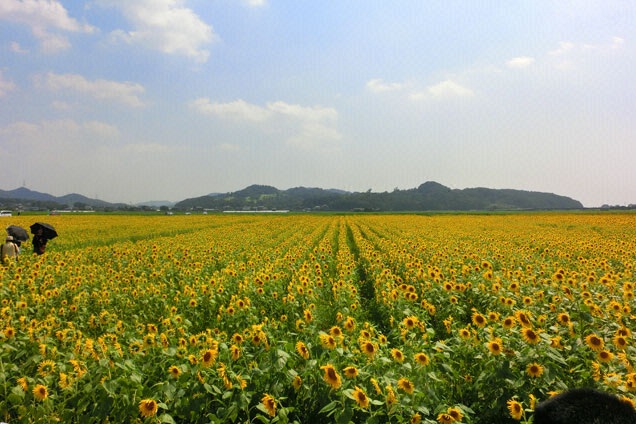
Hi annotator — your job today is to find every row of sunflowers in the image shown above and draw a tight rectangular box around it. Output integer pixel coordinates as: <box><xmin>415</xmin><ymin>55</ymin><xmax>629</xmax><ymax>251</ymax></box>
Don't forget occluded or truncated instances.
<box><xmin>1</xmin><ymin>212</ymin><xmax>635</xmax><ymax>423</ymax></box>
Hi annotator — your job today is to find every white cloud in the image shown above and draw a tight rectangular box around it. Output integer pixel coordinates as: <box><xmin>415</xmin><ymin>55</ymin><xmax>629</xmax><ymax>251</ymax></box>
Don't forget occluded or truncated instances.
<box><xmin>0</xmin><ymin>119</ymin><xmax>118</xmax><ymax>144</ymax></box>
<box><xmin>191</xmin><ymin>98</ymin><xmax>271</xmax><ymax>121</ymax></box>
<box><xmin>242</xmin><ymin>0</ymin><xmax>267</xmax><ymax>6</ymax></box>
<box><xmin>83</xmin><ymin>121</ymin><xmax>120</xmax><ymax>138</ymax></box>
<box><xmin>192</xmin><ymin>98</ymin><xmax>337</xmax><ymax>125</ymax></box>
<box><xmin>10</xmin><ymin>41</ymin><xmax>29</xmax><ymax>54</ymax></box>
<box><xmin>267</xmin><ymin>101</ymin><xmax>337</xmax><ymax>122</ymax></box>
<box><xmin>0</xmin><ymin>71</ymin><xmax>16</xmax><ymax>97</ymax></box>
<box><xmin>506</xmin><ymin>56</ymin><xmax>535</xmax><ymax>69</ymax></box>
<box><xmin>545</xmin><ymin>38</ymin><xmax>626</xmax><ymax>71</ymax></box>
<box><xmin>97</xmin><ymin>0</ymin><xmax>215</xmax><ymax>62</ymax></box>
<box><xmin>549</xmin><ymin>41</ymin><xmax>575</xmax><ymax>56</ymax></box>
<box><xmin>39</xmin><ymin>72</ymin><xmax>145</xmax><ymax>107</ymax></box>
<box><xmin>0</xmin><ymin>0</ymin><xmax>95</xmax><ymax>53</ymax></box>
<box><xmin>611</xmin><ymin>36</ymin><xmax>625</xmax><ymax>49</ymax></box>
<box><xmin>366</xmin><ymin>78</ymin><xmax>405</xmax><ymax>93</ymax></box>
<box><xmin>192</xmin><ymin>98</ymin><xmax>342</xmax><ymax>151</ymax></box>
<box><xmin>414</xmin><ymin>80</ymin><xmax>474</xmax><ymax>99</ymax></box>
<box><xmin>0</xmin><ymin>121</ymin><xmax>38</xmax><ymax>139</ymax></box>
<box><xmin>286</xmin><ymin>121</ymin><xmax>342</xmax><ymax>151</ymax></box>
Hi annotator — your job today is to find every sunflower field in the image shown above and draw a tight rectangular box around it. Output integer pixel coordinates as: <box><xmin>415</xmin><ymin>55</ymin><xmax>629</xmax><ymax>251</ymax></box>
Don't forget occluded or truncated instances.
<box><xmin>1</xmin><ymin>212</ymin><xmax>636</xmax><ymax>424</ymax></box>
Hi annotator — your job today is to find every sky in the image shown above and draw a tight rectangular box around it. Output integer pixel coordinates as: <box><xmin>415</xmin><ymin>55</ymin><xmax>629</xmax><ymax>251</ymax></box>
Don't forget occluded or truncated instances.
<box><xmin>0</xmin><ymin>1</ymin><xmax>635</xmax><ymax>207</ymax></box>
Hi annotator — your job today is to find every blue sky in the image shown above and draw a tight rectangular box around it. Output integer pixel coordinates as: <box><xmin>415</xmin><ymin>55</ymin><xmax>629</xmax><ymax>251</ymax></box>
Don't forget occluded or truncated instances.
<box><xmin>1</xmin><ymin>1</ymin><xmax>634</xmax><ymax>206</ymax></box>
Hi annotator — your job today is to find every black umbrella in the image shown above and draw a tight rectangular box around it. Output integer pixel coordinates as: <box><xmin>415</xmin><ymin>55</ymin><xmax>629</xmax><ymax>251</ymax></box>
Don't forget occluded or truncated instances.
<box><xmin>30</xmin><ymin>222</ymin><xmax>58</xmax><ymax>240</ymax></box>
<box><xmin>6</xmin><ymin>225</ymin><xmax>29</xmax><ymax>241</ymax></box>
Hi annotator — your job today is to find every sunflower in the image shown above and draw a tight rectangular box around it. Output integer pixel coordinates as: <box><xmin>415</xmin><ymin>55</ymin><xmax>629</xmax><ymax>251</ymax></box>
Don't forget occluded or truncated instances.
<box><xmin>139</xmin><ymin>399</ymin><xmax>158</xmax><ymax>418</ymax></box>
<box><xmin>410</xmin><ymin>413</ymin><xmax>422</xmax><ymax>424</ymax></box>
<box><xmin>232</xmin><ymin>333</ymin><xmax>244</xmax><ymax>344</ymax></box>
<box><xmin>385</xmin><ymin>385</ymin><xmax>397</xmax><ymax>406</ymax></box>
<box><xmin>32</xmin><ymin>384</ymin><xmax>48</xmax><ymax>401</ymax></box>
<box><xmin>344</xmin><ymin>316</ymin><xmax>356</xmax><ymax>331</ymax></box>
<box><xmin>487</xmin><ymin>338</ymin><xmax>503</xmax><ymax>355</ymax></box>
<box><xmin>201</xmin><ymin>348</ymin><xmax>218</xmax><ymax>367</ymax></box>
<box><xmin>37</xmin><ymin>359</ymin><xmax>56</xmax><ymax>377</ymax></box>
<box><xmin>3</xmin><ymin>326</ymin><xmax>15</xmax><ymax>338</ymax></box>
<box><xmin>230</xmin><ymin>344</ymin><xmax>241</xmax><ymax>361</ymax></box>
<box><xmin>261</xmin><ymin>393</ymin><xmax>277</xmax><ymax>417</ymax></box>
<box><xmin>592</xmin><ymin>361</ymin><xmax>602</xmax><ymax>381</ymax></box>
<box><xmin>168</xmin><ymin>365</ymin><xmax>181</xmax><ymax>379</ymax></box>
<box><xmin>444</xmin><ymin>317</ymin><xmax>453</xmax><ymax>333</ymax></box>
<box><xmin>343</xmin><ymin>366</ymin><xmax>359</xmax><ymax>379</ymax></box>
<box><xmin>370</xmin><ymin>378</ymin><xmax>382</xmax><ymax>394</ymax></box>
<box><xmin>360</xmin><ymin>341</ymin><xmax>377</xmax><ymax>358</ymax></box>
<box><xmin>397</xmin><ymin>377</ymin><xmax>414</xmax><ymax>394</ymax></box>
<box><xmin>359</xmin><ymin>329</ymin><xmax>372</xmax><ymax>340</ymax></box>
<box><xmin>507</xmin><ymin>399</ymin><xmax>523</xmax><ymax>420</ymax></box>
<box><xmin>402</xmin><ymin>316</ymin><xmax>419</xmax><ymax>330</ymax></box>
<box><xmin>414</xmin><ymin>352</ymin><xmax>430</xmax><ymax>366</ymax></box>
<box><xmin>320</xmin><ymin>333</ymin><xmax>337</xmax><ymax>350</ymax></box>
<box><xmin>447</xmin><ymin>407</ymin><xmax>463</xmax><ymax>421</ymax></box>
<box><xmin>17</xmin><ymin>377</ymin><xmax>28</xmax><ymax>391</ymax></box>
<box><xmin>391</xmin><ymin>348</ymin><xmax>405</xmax><ymax>363</ymax></box>
<box><xmin>252</xmin><ymin>330</ymin><xmax>267</xmax><ymax>346</ymax></box>
<box><xmin>585</xmin><ymin>334</ymin><xmax>605</xmax><ymax>352</ymax></box>
<box><xmin>556</xmin><ymin>312</ymin><xmax>570</xmax><ymax>326</ymax></box>
<box><xmin>292</xmin><ymin>375</ymin><xmax>302</xmax><ymax>390</ymax></box>
<box><xmin>296</xmin><ymin>341</ymin><xmax>310</xmax><ymax>359</ymax></box>
<box><xmin>236</xmin><ymin>374</ymin><xmax>247</xmax><ymax>390</ymax></box>
<box><xmin>613</xmin><ymin>334</ymin><xmax>629</xmax><ymax>350</ymax></box>
<box><xmin>471</xmin><ymin>311</ymin><xmax>487</xmax><ymax>328</ymax></box>
<box><xmin>598</xmin><ymin>350</ymin><xmax>614</xmax><ymax>363</ymax></box>
<box><xmin>515</xmin><ymin>310</ymin><xmax>532</xmax><ymax>327</ymax></box>
<box><xmin>143</xmin><ymin>333</ymin><xmax>156</xmax><ymax>347</ymax></box>
<box><xmin>526</xmin><ymin>362</ymin><xmax>544</xmax><ymax>378</ymax></box>
<box><xmin>616</xmin><ymin>327</ymin><xmax>632</xmax><ymax>337</ymax></box>
<box><xmin>59</xmin><ymin>372</ymin><xmax>70</xmax><ymax>390</ymax></box>
<box><xmin>521</xmin><ymin>328</ymin><xmax>541</xmax><ymax>345</ymax></box>
<box><xmin>329</xmin><ymin>326</ymin><xmax>343</xmax><ymax>338</ymax></box>
<box><xmin>320</xmin><ymin>364</ymin><xmax>342</xmax><ymax>389</ymax></box>
<box><xmin>550</xmin><ymin>336</ymin><xmax>564</xmax><ymax>349</ymax></box>
<box><xmin>352</xmin><ymin>386</ymin><xmax>370</xmax><ymax>408</ymax></box>
<box><xmin>458</xmin><ymin>328</ymin><xmax>472</xmax><ymax>340</ymax></box>
<box><xmin>129</xmin><ymin>341</ymin><xmax>144</xmax><ymax>355</ymax></box>
<box><xmin>437</xmin><ymin>413</ymin><xmax>453</xmax><ymax>424</ymax></box>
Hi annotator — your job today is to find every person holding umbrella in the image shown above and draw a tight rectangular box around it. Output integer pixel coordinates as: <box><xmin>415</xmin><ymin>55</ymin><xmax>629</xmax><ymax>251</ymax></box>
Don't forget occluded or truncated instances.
<box><xmin>32</xmin><ymin>228</ymin><xmax>47</xmax><ymax>255</ymax></box>
<box><xmin>30</xmin><ymin>222</ymin><xmax>57</xmax><ymax>255</ymax></box>
<box><xmin>1</xmin><ymin>235</ymin><xmax>19</xmax><ymax>264</ymax></box>
<box><xmin>6</xmin><ymin>225</ymin><xmax>29</xmax><ymax>249</ymax></box>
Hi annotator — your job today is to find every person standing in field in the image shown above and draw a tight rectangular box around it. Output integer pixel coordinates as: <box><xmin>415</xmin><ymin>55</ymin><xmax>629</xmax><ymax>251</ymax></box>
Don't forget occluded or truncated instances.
<box><xmin>32</xmin><ymin>228</ymin><xmax>48</xmax><ymax>255</ymax></box>
<box><xmin>1</xmin><ymin>235</ymin><xmax>19</xmax><ymax>264</ymax></box>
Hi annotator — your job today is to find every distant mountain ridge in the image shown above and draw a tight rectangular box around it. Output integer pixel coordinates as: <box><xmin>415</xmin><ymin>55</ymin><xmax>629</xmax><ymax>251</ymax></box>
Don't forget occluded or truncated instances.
<box><xmin>0</xmin><ymin>182</ymin><xmax>585</xmax><ymax>211</ymax></box>
<box><xmin>0</xmin><ymin>187</ymin><xmax>127</xmax><ymax>209</ymax></box>
<box><xmin>175</xmin><ymin>182</ymin><xmax>584</xmax><ymax>211</ymax></box>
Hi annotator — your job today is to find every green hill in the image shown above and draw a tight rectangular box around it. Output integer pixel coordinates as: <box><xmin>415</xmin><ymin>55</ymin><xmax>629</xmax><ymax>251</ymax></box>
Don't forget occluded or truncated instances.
<box><xmin>175</xmin><ymin>182</ymin><xmax>583</xmax><ymax>212</ymax></box>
